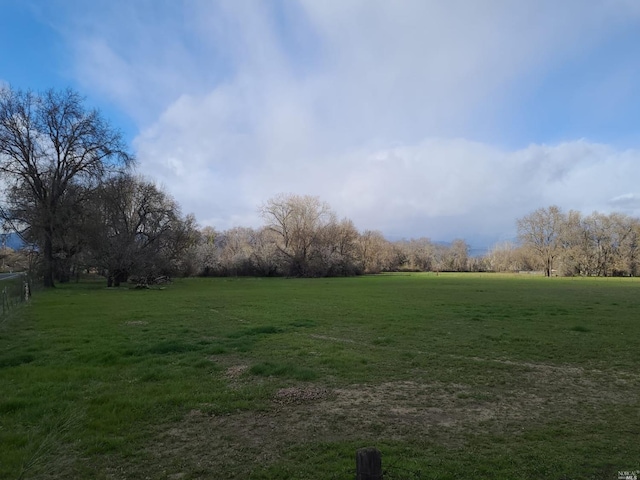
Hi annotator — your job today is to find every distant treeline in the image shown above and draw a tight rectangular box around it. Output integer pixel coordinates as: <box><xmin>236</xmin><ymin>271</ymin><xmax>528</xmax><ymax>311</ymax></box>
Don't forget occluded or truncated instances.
<box><xmin>185</xmin><ymin>201</ymin><xmax>640</xmax><ymax>279</ymax></box>
<box><xmin>2</xmin><ymin>88</ymin><xmax>637</xmax><ymax>286</ymax></box>
<box><xmin>183</xmin><ymin>194</ymin><xmax>477</xmax><ymax>278</ymax></box>
<box><xmin>511</xmin><ymin>206</ymin><xmax>640</xmax><ymax>277</ymax></box>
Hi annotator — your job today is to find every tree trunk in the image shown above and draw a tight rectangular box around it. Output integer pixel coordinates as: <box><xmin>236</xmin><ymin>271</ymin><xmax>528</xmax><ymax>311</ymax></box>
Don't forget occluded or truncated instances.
<box><xmin>43</xmin><ymin>233</ymin><xmax>55</xmax><ymax>288</ymax></box>
<box><xmin>55</xmin><ymin>258</ymin><xmax>71</xmax><ymax>283</ymax></box>
<box><xmin>116</xmin><ymin>270</ymin><xmax>129</xmax><ymax>285</ymax></box>
<box><xmin>545</xmin><ymin>257</ymin><xmax>552</xmax><ymax>277</ymax></box>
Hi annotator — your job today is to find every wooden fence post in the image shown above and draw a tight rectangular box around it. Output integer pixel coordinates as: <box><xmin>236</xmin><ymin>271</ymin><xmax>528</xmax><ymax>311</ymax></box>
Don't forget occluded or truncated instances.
<box><xmin>356</xmin><ymin>447</ymin><xmax>382</xmax><ymax>480</ymax></box>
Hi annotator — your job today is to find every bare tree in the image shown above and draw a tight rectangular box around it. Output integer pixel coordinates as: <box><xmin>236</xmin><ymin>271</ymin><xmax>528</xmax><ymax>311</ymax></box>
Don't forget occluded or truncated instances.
<box><xmin>260</xmin><ymin>194</ymin><xmax>336</xmax><ymax>276</ymax></box>
<box><xmin>194</xmin><ymin>226</ymin><xmax>220</xmax><ymax>276</ymax></box>
<box><xmin>517</xmin><ymin>206</ymin><xmax>564</xmax><ymax>277</ymax></box>
<box><xmin>487</xmin><ymin>241</ymin><xmax>521</xmax><ymax>272</ymax></box>
<box><xmin>615</xmin><ymin>215</ymin><xmax>640</xmax><ymax>276</ymax></box>
<box><xmin>217</xmin><ymin>227</ymin><xmax>256</xmax><ymax>276</ymax></box>
<box><xmin>444</xmin><ymin>239</ymin><xmax>469</xmax><ymax>272</ymax></box>
<box><xmin>356</xmin><ymin>230</ymin><xmax>395</xmax><ymax>274</ymax></box>
<box><xmin>397</xmin><ymin>238</ymin><xmax>435</xmax><ymax>271</ymax></box>
<box><xmin>0</xmin><ymin>87</ymin><xmax>133</xmax><ymax>286</ymax></box>
<box><xmin>316</xmin><ymin>218</ymin><xmax>361</xmax><ymax>276</ymax></box>
<box><xmin>518</xmin><ymin>209</ymin><xmax>640</xmax><ymax>277</ymax></box>
<box><xmin>88</xmin><ymin>175</ymin><xmax>195</xmax><ymax>286</ymax></box>
<box><xmin>250</xmin><ymin>227</ymin><xmax>281</xmax><ymax>276</ymax></box>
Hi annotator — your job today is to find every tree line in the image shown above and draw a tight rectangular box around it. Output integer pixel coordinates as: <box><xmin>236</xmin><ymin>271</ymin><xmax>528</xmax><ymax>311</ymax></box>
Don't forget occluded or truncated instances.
<box><xmin>508</xmin><ymin>205</ymin><xmax>640</xmax><ymax>277</ymax></box>
<box><xmin>0</xmin><ymin>87</ymin><xmax>477</xmax><ymax>284</ymax></box>
<box><xmin>1</xmin><ymin>87</ymin><xmax>638</xmax><ymax>284</ymax></box>
<box><xmin>0</xmin><ymin>87</ymin><xmax>197</xmax><ymax>286</ymax></box>
<box><xmin>182</xmin><ymin>193</ymin><xmax>476</xmax><ymax>278</ymax></box>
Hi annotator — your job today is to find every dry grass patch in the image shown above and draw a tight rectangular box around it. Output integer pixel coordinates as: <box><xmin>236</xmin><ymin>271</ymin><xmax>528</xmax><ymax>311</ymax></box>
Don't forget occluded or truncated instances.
<box><xmin>137</xmin><ymin>358</ymin><xmax>637</xmax><ymax>478</ymax></box>
<box><xmin>224</xmin><ymin>364</ymin><xmax>249</xmax><ymax>379</ymax></box>
<box><xmin>273</xmin><ymin>386</ymin><xmax>330</xmax><ymax>405</ymax></box>
<box><xmin>124</xmin><ymin>320</ymin><xmax>148</xmax><ymax>326</ymax></box>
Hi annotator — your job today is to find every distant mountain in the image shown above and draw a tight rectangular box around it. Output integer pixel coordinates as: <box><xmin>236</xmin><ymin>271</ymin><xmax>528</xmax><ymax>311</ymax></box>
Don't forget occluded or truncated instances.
<box><xmin>432</xmin><ymin>240</ymin><xmax>488</xmax><ymax>258</ymax></box>
<box><xmin>468</xmin><ymin>247</ymin><xmax>489</xmax><ymax>258</ymax></box>
<box><xmin>2</xmin><ymin>233</ymin><xmax>26</xmax><ymax>250</ymax></box>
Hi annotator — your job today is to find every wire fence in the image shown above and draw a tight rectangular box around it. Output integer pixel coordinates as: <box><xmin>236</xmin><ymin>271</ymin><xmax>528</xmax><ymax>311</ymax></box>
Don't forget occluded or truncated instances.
<box><xmin>0</xmin><ymin>272</ymin><xmax>32</xmax><ymax>320</ymax></box>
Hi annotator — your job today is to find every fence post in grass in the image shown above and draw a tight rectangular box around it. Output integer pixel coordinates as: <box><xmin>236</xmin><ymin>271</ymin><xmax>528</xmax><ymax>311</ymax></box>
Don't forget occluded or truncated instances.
<box><xmin>356</xmin><ymin>447</ymin><xmax>382</xmax><ymax>480</ymax></box>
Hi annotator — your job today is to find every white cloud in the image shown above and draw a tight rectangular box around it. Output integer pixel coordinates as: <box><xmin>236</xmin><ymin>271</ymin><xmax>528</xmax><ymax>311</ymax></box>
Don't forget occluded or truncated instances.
<box><xmin>46</xmin><ymin>0</ymin><xmax>640</xmax><ymax>246</ymax></box>
<box><xmin>135</xmin><ymin>98</ymin><xmax>640</xmax><ymax>243</ymax></box>
<box><xmin>63</xmin><ymin>1</ymin><xmax>624</xmax><ymax>138</ymax></box>
<box><xmin>609</xmin><ymin>193</ymin><xmax>640</xmax><ymax>212</ymax></box>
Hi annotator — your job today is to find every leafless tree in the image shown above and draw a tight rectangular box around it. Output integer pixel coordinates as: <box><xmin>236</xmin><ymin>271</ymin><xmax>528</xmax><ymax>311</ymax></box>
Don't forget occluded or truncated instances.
<box><xmin>315</xmin><ymin>218</ymin><xmax>361</xmax><ymax>276</ymax></box>
<box><xmin>355</xmin><ymin>230</ymin><xmax>396</xmax><ymax>274</ymax></box>
<box><xmin>487</xmin><ymin>241</ymin><xmax>524</xmax><ymax>272</ymax></box>
<box><xmin>517</xmin><ymin>206</ymin><xmax>564</xmax><ymax>276</ymax></box>
<box><xmin>576</xmin><ymin>212</ymin><xmax>638</xmax><ymax>277</ymax></box>
<box><xmin>216</xmin><ymin>227</ymin><xmax>256</xmax><ymax>276</ymax></box>
<box><xmin>192</xmin><ymin>227</ymin><xmax>219</xmax><ymax>276</ymax></box>
<box><xmin>398</xmin><ymin>238</ymin><xmax>435</xmax><ymax>271</ymax></box>
<box><xmin>0</xmin><ymin>87</ymin><xmax>133</xmax><ymax>286</ymax></box>
<box><xmin>88</xmin><ymin>175</ymin><xmax>196</xmax><ymax>286</ymax></box>
<box><xmin>260</xmin><ymin>194</ymin><xmax>336</xmax><ymax>276</ymax></box>
<box><xmin>513</xmin><ymin>207</ymin><xmax>640</xmax><ymax>277</ymax></box>
<box><xmin>443</xmin><ymin>239</ymin><xmax>469</xmax><ymax>272</ymax></box>
<box><xmin>615</xmin><ymin>215</ymin><xmax>640</xmax><ymax>276</ymax></box>
<box><xmin>250</xmin><ymin>227</ymin><xmax>281</xmax><ymax>276</ymax></box>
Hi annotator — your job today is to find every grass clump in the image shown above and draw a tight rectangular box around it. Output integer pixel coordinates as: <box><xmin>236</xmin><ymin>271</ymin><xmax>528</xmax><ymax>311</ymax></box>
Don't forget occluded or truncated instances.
<box><xmin>227</xmin><ymin>325</ymin><xmax>283</xmax><ymax>338</ymax></box>
<box><xmin>148</xmin><ymin>340</ymin><xmax>199</xmax><ymax>354</ymax></box>
<box><xmin>250</xmin><ymin>361</ymin><xmax>318</xmax><ymax>381</ymax></box>
<box><xmin>570</xmin><ymin>325</ymin><xmax>591</xmax><ymax>333</ymax></box>
<box><xmin>0</xmin><ymin>353</ymin><xmax>35</xmax><ymax>368</ymax></box>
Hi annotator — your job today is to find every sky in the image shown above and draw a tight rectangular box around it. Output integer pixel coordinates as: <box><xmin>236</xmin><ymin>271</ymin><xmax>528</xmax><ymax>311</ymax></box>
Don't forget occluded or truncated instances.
<box><xmin>2</xmin><ymin>0</ymin><xmax>640</xmax><ymax>249</ymax></box>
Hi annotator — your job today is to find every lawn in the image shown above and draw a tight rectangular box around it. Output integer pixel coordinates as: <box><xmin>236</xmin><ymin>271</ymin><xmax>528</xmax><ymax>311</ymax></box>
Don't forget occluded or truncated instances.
<box><xmin>1</xmin><ymin>274</ymin><xmax>639</xmax><ymax>479</ymax></box>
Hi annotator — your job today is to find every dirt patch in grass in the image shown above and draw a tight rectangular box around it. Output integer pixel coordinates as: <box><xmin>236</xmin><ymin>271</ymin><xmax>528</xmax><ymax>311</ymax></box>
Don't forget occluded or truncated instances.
<box><xmin>224</xmin><ymin>364</ymin><xmax>249</xmax><ymax>379</ymax></box>
<box><xmin>124</xmin><ymin>320</ymin><xmax>148</xmax><ymax>326</ymax></box>
<box><xmin>308</xmin><ymin>333</ymin><xmax>356</xmax><ymax>344</ymax></box>
<box><xmin>273</xmin><ymin>386</ymin><xmax>330</xmax><ymax>405</ymax></box>
<box><xmin>139</xmin><ymin>360</ymin><xmax>636</xmax><ymax>478</ymax></box>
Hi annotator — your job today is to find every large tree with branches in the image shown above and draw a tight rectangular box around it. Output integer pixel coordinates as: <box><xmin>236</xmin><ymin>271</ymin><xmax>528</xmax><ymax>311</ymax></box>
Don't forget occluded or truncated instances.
<box><xmin>260</xmin><ymin>194</ymin><xmax>336</xmax><ymax>276</ymax></box>
<box><xmin>88</xmin><ymin>174</ymin><xmax>197</xmax><ymax>286</ymax></box>
<box><xmin>0</xmin><ymin>87</ymin><xmax>133</xmax><ymax>286</ymax></box>
<box><xmin>517</xmin><ymin>205</ymin><xmax>565</xmax><ymax>277</ymax></box>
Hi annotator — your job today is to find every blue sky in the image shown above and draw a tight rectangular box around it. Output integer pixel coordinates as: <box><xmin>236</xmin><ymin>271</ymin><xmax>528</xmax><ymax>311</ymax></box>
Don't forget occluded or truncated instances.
<box><xmin>3</xmin><ymin>0</ymin><xmax>640</xmax><ymax>248</ymax></box>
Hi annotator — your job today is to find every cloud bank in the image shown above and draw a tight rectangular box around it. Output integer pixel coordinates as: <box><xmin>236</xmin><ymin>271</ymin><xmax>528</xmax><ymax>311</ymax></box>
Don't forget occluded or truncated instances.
<box><xmin>43</xmin><ymin>0</ymin><xmax>640</xmax><ymax>245</ymax></box>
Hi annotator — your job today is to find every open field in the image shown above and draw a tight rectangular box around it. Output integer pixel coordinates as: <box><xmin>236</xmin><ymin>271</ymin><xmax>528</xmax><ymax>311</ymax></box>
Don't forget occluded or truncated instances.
<box><xmin>1</xmin><ymin>274</ymin><xmax>639</xmax><ymax>479</ymax></box>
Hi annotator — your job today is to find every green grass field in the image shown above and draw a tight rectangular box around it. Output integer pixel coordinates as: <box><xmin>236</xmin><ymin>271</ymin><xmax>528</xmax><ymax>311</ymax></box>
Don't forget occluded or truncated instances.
<box><xmin>1</xmin><ymin>274</ymin><xmax>639</xmax><ymax>479</ymax></box>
